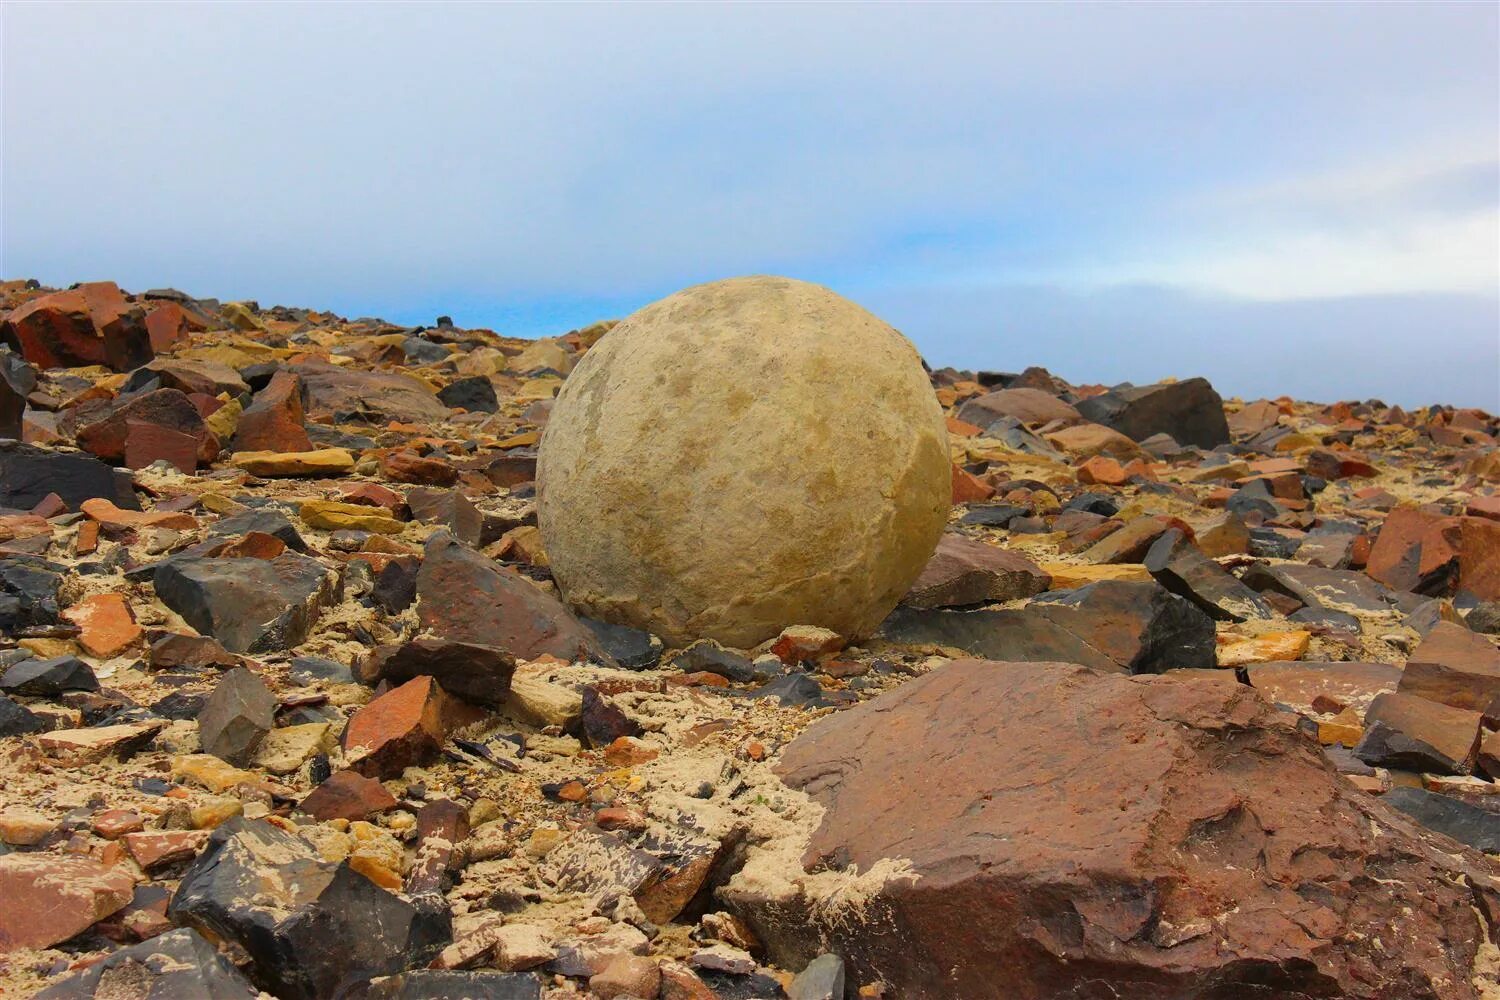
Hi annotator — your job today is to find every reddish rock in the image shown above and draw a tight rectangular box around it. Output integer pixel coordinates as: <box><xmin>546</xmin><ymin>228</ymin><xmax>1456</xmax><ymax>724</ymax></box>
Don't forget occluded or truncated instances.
<box><xmin>904</xmin><ymin>534</ymin><xmax>1050</xmax><ymax>609</ymax></box>
<box><xmin>380</xmin><ymin>449</ymin><xmax>459</xmax><ymax>485</ymax></box>
<box><xmin>1243</xmin><ymin>660</ymin><xmax>1401</xmax><ymax>716</ymax></box>
<box><xmin>1227</xmin><ymin>399</ymin><xmax>1281</xmax><ymax>437</ymax></box>
<box><xmin>0</xmin><ymin>282</ymin><xmax>155</xmax><ymax>372</ymax></box>
<box><xmin>92</xmin><ymin>810</ymin><xmax>146</xmax><ymax>840</ymax></box>
<box><xmin>81</xmin><ymin>498</ymin><xmax>197</xmax><ymax>530</ymax></box>
<box><xmin>124</xmin><ymin>419</ymin><xmax>199</xmax><ymax>473</ymax></box>
<box><xmin>416</xmin><ymin>530</ymin><xmax>612</xmax><ymax>664</ymax></box>
<box><xmin>729</xmin><ymin>660</ymin><xmax>1500</xmax><ymax>999</ymax></box>
<box><xmin>142</xmin><ymin>300</ymin><xmax>199</xmax><ymax>352</ymax></box>
<box><xmin>1081</xmin><ymin>515</ymin><xmax>1179</xmax><ymax>564</ymax></box>
<box><xmin>1399</xmin><ymin>621</ymin><xmax>1500</xmax><ymax>715</ymax></box>
<box><xmin>62</xmin><ymin>593</ymin><xmax>142</xmax><ymax>658</ymax></box>
<box><xmin>76</xmin><ymin>388</ymin><xmax>218</xmax><ymax>466</ymax></box>
<box><xmin>340</xmin><ymin>481</ymin><xmax>407</xmax><ymax>514</ymax></box>
<box><xmin>234</xmin><ymin>369</ymin><xmax>312</xmax><ymax>453</ymax></box>
<box><xmin>1076</xmin><ymin>454</ymin><xmax>1126</xmax><ymax>486</ymax></box>
<box><xmin>1366</xmin><ymin>506</ymin><xmax>1462</xmax><ymax>595</ymax></box>
<box><xmin>341</xmin><ymin>675</ymin><xmax>483</xmax><ymax>778</ymax></box>
<box><xmin>1356</xmin><ymin>691</ymin><xmax>1482</xmax><ymax>775</ymax></box>
<box><xmin>299</xmin><ymin>770</ymin><xmax>399</xmax><ymax>821</ymax></box>
<box><xmin>1460</xmin><ymin>515</ymin><xmax>1500</xmax><ymax>601</ymax></box>
<box><xmin>1468</xmin><ymin>496</ymin><xmax>1500</xmax><ymax>522</ymax></box>
<box><xmin>950</xmin><ymin>466</ymin><xmax>993</xmax><ymax>504</ymax></box>
<box><xmin>0</xmin><ymin>853</ymin><xmax>137</xmax><ymax>952</ymax></box>
<box><xmin>124</xmin><ymin>830</ymin><xmax>209</xmax><ymax>872</ymax></box>
<box><xmin>956</xmin><ymin>388</ymin><xmax>1080</xmax><ymax>429</ymax></box>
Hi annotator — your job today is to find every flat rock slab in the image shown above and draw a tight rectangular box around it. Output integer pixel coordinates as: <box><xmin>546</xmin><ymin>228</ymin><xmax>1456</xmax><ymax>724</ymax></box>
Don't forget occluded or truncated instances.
<box><xmin>153</xmin><ymin>551</ymin><xmax>342</xmax><ymax>653</ymax></box>
<box><xmin>0</xmin><ymin>853</ymin><xmax>136</xmax><ymax>952</ymax></box>
<box><xmin>1243</xmin><ymin>660</ymin><xmax>1402</xmax><ymax>715</ymax></box>
<box><xmin>903</xmin><ymin>533</ymin><xmax>1050</xmax><ymax>609</ymax></box>
<box><xmin>726</xmin><ymin>659</ymin><xmax>1500</xmax><ymax>999</ymax></box>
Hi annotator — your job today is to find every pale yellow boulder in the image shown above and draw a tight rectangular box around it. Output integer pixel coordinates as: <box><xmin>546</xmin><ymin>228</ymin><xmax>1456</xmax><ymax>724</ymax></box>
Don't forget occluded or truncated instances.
<box><xmin>537</xmin><ymin>276</ymin><xmax>949</xmax><ymax>647</ymax></box>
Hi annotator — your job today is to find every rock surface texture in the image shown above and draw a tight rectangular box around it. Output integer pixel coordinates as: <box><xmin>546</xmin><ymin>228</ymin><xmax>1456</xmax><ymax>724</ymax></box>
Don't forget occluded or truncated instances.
<box><xmin>732</xmin><ymin>659</ymin><xmax>1500</xmax><ymax>1000</ymax></box>
<box><xmin>537</xmin><ymin>276</ymin><xmax>950</xmax><ymax>647</ymax></box>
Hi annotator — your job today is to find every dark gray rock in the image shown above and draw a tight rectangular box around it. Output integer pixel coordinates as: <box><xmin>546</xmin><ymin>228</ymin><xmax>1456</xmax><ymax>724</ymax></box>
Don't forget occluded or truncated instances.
<box><xmin>788</xmin><ymin>953</ymin><xmax>846</xmax><ymax>1000</ymax></box>
<box><xmin>671</xmin><ymin>640</ymin><xmax>757</xmax><ymax>683</ymax></box>
<box><xmin>0</xmin><ymin>351</ymin><xmax>36</xmax><ymax>441</ymax></box>
<box><xmin>0</xmin><ymin>693</ymin><xmax>45</xmax><ymax>736</ymax></box>
<box><xmin>405</xmin><ymin>488</ymin><xmax>480</xmax><ymax>546</ymax></box>
<box><xmin>1145</xmin><ymin>530</ymin><xmax>1273</xmax><ymax>622</ymax></box>
<box><xmin>750</xmin><ymin>673</ymin><xmax>829</xmax><ymax>708</ymax></box>
<box><xmin>1468</xmin><ymin>602</ymin><xmax>1500</xmax><ymax>635</ymax></box>
<box><xmin>1243</xmin><ymin>563</ymin><xmax>1392</xmax><ymax>614</ymax></box>
<box><xmin>958</xmin><ymin>504</ymin><xmax>1029</xmax><ymax>528</ymax></box>
<box><xmin>289</xmin><ymin>655</ymin><xmax>355</xmax><ymax>686</ymax></box>
<box><xmin>879</xmin><ymin>606</ymin><xmax>1122</xmax><ymax>673</ymax></box>
<box><xmin>437</xmin><ymin>376</ymin><xmax>499</xmax><ymax>414</ymax></box>
<box><xmin>1030</xmin><ymin>580</ymin><xmax>1217</xmax><ymax>673</ymax></box>
<box><xmin>33</xmin><ymin>927</ymin><xmax>259</xmax><ymax>999</ymax></box>
<box><xmin>0</xmin><ymin>656</ymin><xmax>99</xmax><ymax>696</ymax></box>
<box><xmin>0</xmin><ymin>556</ymin><xmax>65</xmax><ymax>630</ymax></box>
<box><xmin>582</xmin><ymin>617</ymin><xmax>663</xmax><ymax>670</ymax></box>
<box><xmin>199</xmin><ymin>667</ymin><xmax>277</xmax><ymax>766</ymax></box>
<box><xmin>153</xmin><ymin>552</ymin><xmax>342</xmax><ymax>653</ymax></box>
<box><xmin>1074</xmin><ymin>378</ymin><xmax>1230</xmax><ymax>449</ymax></box>
<box><xmin>0</xmin><ymin>440</ymin><xmax>139</xmax><ymax>511</ymax></box>
<box><xmin>1382</xmin><ymin>787</ymin><xmax>1500</xmax><ymax>853</ymax></box>
<box><xmin>357</xmin><ymin>638</ymin><xmax>514</xmax><ymax>708</ymax></box>
<box><xmin>169</xmin><ymin>818</ymin><xmax>450</xmax><ymax>1000</ymax></box>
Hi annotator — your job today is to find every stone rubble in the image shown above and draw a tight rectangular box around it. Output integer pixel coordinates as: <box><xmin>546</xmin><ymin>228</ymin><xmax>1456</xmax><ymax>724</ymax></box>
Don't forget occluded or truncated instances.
<box><xmin>0</xmin><ymin>274</ymin><xmax>1495</xmax><ymax>998</ymax></box>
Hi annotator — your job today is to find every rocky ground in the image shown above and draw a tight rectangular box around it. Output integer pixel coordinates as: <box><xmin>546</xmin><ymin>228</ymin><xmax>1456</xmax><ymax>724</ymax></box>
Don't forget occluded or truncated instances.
<box><xmin>0</xmin><ymin>277</ymin><xmax>1497</xmax><ymax>1000</ymax></box>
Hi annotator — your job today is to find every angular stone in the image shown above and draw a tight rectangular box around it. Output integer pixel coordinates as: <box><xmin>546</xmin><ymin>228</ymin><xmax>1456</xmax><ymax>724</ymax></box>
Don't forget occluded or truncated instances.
<box><xmin>1355</xmin><ymin>692</ymin><xmax>1481</xmax><ymax>774</ymax></box>
<box><xmin>575</xmin><ymin>687</ymin><xmax>642</xmax><ymax>749</ymax></box>
<box><xmin>40</xmin><ymin>721</ymin><xmax>163</xmax><ymax>765</ymax></box>
<box><xmin>146</xmin><ymin>358</ymin><xmax>247</xmax><ymax>397</ymax></box>
<box><xmin>149</xmin><ymin>632</ymin><xmax>241</xmax><ymax>671</ymax></box>
<box><xmin>416</xmin><ymin>531</ymin><xmax>611</xmax><ymax>664</ymax></box>
<box><xmin>123</xmin><ymin>419</ymin><xmax>199</xmax><ymax>473</ymax></box>
<box><xmin>77</xmin><ymin>388</ymin><xmax>216</xmax><ymax>466</ymax></box>
<box><xmin>1081</xmin><ymin>516</ymin><xmax>1176</xmax><ymax>564</ymax></box>
<box><xmin>438</xmin><ymin>375</ymin><xmax>500</xmax><ymax>413</ymax></box>
<box><xmin>1461</xmin><ymin>515</ymin><xmax>1500</xmax><ymax>601</ymax></box>
<box><xmin>124</xmin><ymin>829</ymin><xmax>210</xmax><ymax>872</ymax></box>
<box><xmin>903</xmin><ymin>534</ymin><xmax>1050</xmax><ymax>609</ymax></box>
<box><xmin>1043</xmin><ymin>422</ymin><xmax>1144</xmax><ymax>459</ymax></box>
<box><xmin>582</xmin><ymin>617</ymin><xmax>663</xmax><ymax>670</ymax></box>
<box><xmin>405</xmin><ymin>486</ymin><xmax>481</xmax><ymax>545</ymax></box>
<box><xmin>879</xmin><ymin>606</ymin><xmax>1122</xmax><ymax>672</ymax></box>
<box><xmin>342</xmin><ymin>675</ymin><xmax>483</xmax><ymax>778</ymax></box>
<box><xmin>300</xmin><ymin>769</ymin><xmax>399</xmax><ymax>821</ymax></box>
<box><xmin>1366</xmin><ymin>506</ymin><xmax>1461</xmax><ymax>595</ymax></box>
<box><xmin>1398</xmin><ymin>621</ymin><xmax>1500</xmax><ymax>715</ymax></box>
<box><xmin>1075</xmin><ymin>377</ymin><xmax>1231</xmax><ymax>448</ymax></box>
<box><xmin>299</xmin><ymin>499</ymin><xmax>404</xmax><ymax>534</ymax></box>
<box><xmin>1242</xmin><ymin>562</ymin><xmax>1392</xmax><ymax>614</ymax></box>
<box><xmin>0</xmin><ymin>440</ymin><xmax>139</xmax><ymax>511</ymax></box>
<box><xmin>956</xmin><ymin>388</ymin><xmax>1080</xmax><ymax>428</ymax></box>
<box><xmin>1217</xmin><ymin>630</ymin><xmax>1311</xmax><ymax>666</ymax></box>
<box><xmin>1243</xmin><ymin>661</ymin><xmax>1401</xmax><ymax>716</ymax></box>
<box><xmin>0</xmin><ymin>853</ymin><xmax>136</xmax><ymax>953</ymax></box>
<box><xmin>210</xmin><ymin>507</ymin><xmax>308</xmax><ymax>552</ymax></box>
<box><xmin>493</xmin><ymin>924</ymin><xmax>557</xmax><ymax>972</ymax></box>
<box><xmin>788</xmin><ymin>954</ymin><xmax>845</xmax><ymax>1000</ymax></box>
<box><xmin>234</xmin><ymin>368</ymin><xmax>312</xmax><ymax>453</ymax></box>
<box><xmin>199</xmin><ymin>667</ymin><xmax>277</xmax><ymax>766</ymax></box>
<box><xmin>232</xmin><ymin>448</ymin><xmax>355</xmax><ymax>477</ymax></box>
<box><xmin>0</xmin><ymin>350</ymin><xmax>36</xmax><ymax>441</ymax></box>
<box><xmin>82</xmin><ymin>497</ymin><xmax>197</xmax><ymax>531</ymax></box>
<box><xmin>290</xmin><ymin>358</ymin><xmax>449</xmax><ymax>424</ymax></box>
<box><xmin>169</xmin><ymin>818</ymin><xmax>449</xmax><ymax>1000</ymax></box>
<box><xmin>0</xmin><ymin>282</ymin><xmax>154</xmax><ymax>371</ymax></box>
<box><xmin>1030</xmin><ymin>580</ymin><xmax>1217</xmax><ymax>673</ymax></box>
<box><xmin>32</xmin><ymin>927</ymin><xmax>258</xmax><ymax>999</ymax></box>
<box><xmin>546</xmin><ymin>824</ymin><xmax>721</xmax><ymax>925</ymax></box>
<box><xmin>153</xmin><ymin>552</ymin><xmax>342</xmax><ymax>653</ymax></box>
<box><xmin>380</xmin><ymin>449</ymin><xmax>459</xmax><ymax>486</ymax></box>
<box><xmin>591</xmin><ymin>954</ymin><xmax>661</xmax><ymax>1000</ymax></box>
<box><xmin>61</xmin><ymin>593</ymin><xmax>141</xmax><ymax>658</ymax></box>
<box><xmin>729</xmin><ymin>659</ymin><xmax>1499</xmax><ymax>999</ymax></box>
<box><xmin>1145</xmin><ymin>530</ymin><xmax>1273</xmax><ymax>622</ymax></box>
<box><xmin>0</xmin><ymin>654</ymin><xmax>99</xmax><ymax>696</ymax></box>
<box><xmin>358</xmin><ymin>638</ymin><xmax>516</xmax><ymax>709</ymax></box>
<box><xmin>1381</xmin><ymin>787</ymin><xmax>1500</xmax><ymax>853</ymax></box>
<box><xmin>0</xmin><ymin>692</ymin><xmax>45</xmax><ymax>736</ymax></box>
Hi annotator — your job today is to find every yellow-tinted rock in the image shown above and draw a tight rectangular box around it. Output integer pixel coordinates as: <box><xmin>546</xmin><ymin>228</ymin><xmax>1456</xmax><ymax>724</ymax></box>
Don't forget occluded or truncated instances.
<box><xmin>1040</xmin><ymin>562</ymin><xmax>1152</xmax><ymax>589</ymax></box>
<box><xmin>171</xmin><ymin>753</ymin><xmax>258</xmax><ymax>792</ymax></box>
<box><xmin>190</xmin><ymin>796</ymin><xmax>245</xmax><ymax>829</ymax></box>
<box><xmin>538</xmin><ymin>276</ymin><xmax>949</xmax><ymax>647</ymax></box>
<box><xmin>298</xmin><ymin>500</ymin><xmax>404</xmax><ymax>534</ymax></box>
<box><xmin>233</xmin><ymin>448</ymin><xmax>355</xmax><ymax>477</ymax></box>
<box><xmin>1218</xmin><ymin>630</ymin><xmax>1312</xmax><ymax>667</ymax></box>
<box><xmin>205</xmin><ymin>397</ymin><xmax>242</xmax><ymax>440</ymax></box>
<box><xmin>252</xmin><ymin>722</ymin><xmax>334</xmax><ymax>775</ymax></box>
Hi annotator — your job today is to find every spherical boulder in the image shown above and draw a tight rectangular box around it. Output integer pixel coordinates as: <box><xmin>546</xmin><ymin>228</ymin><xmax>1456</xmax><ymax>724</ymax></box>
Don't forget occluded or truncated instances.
<box><xmin>536</xmin><ymin>275</ymin><xmax>950</xmax><ymax>648</ymax></box>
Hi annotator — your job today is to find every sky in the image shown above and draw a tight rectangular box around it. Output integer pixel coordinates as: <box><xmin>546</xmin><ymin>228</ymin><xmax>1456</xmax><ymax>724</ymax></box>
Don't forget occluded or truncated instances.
<box><xmin>3</xmin><ymin>2</ymin><xmax>1497</xmax><ymax>408</ymax></box>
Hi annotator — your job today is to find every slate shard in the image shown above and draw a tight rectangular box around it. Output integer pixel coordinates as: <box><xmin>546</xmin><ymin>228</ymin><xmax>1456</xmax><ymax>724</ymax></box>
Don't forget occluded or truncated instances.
<box><xmin>169</xmin><ymin>818</ymin><xmax>450</xmax><ymax>1000</ymax></box>
<box><xmin>153</xmin><ymin>552</ymin><xmax>341</xmax><ymax>653</ymax></box>
<box><xmin>1382</xmin><ymin>786</ymin><xmax>1500</xmax><ymax>853</ymax></box>
<box><xmin>1144</xmin><ymin>529</ymin><xmax>1273</xmax><ymax>622</ymax></box>
<box><xmin>198</xmin><ymin>666</ymin><xmax>278</xmax><ymax>766</ymax></box>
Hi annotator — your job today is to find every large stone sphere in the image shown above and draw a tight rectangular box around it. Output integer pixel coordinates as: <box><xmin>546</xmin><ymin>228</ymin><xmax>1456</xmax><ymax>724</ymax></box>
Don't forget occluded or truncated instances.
<box><xmin>536</xmin><ymin>276</ymin><xmax>950</xmax><ymax>649</ymax></box>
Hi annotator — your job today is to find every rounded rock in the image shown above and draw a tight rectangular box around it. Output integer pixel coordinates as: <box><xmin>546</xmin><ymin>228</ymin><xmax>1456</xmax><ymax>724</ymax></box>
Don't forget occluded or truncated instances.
<box><xmin>537</xmin><ymin>275</ymin><xmax>949</xmax><ymax>648</ymax></box>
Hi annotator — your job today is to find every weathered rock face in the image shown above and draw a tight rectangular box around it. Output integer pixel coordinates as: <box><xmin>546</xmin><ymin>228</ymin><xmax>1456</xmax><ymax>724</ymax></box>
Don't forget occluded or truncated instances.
<box><xmin>727</xmin><ymin>659</ymin><xmax>1500</xmax><ymax>1000</ymax></box>
<box><xmin>1075</xmin><ymin>378</ymin><xmax>1231</xmax><ymax>449</ymax></box>
<box><xmin>0</xmin><ymin>282</ymin><xmax>154</xmax><ymax>372</ymax></box>
<box><xmin>33</xmin><ymin>928</ymin><xmax>259</xmax><ymax>1000</ymax></box>
<box><xmin>537</xmin><ymin>276</ymin><xmax>950</xmax><ymax>648</ymax></box>
<box><xmin>289</xmin><ymin>358</ymin><xmax>448</xmax><ymax>424</ymax></box>
<box><xmin>0</xmin><ymin>440</ymin><xmax>139</xmax><ymax>511</ymax></box>
<box><xmin>153</xmin><ymin>552</ymin><xmax>342</xmax><ymax>653</ymax></box>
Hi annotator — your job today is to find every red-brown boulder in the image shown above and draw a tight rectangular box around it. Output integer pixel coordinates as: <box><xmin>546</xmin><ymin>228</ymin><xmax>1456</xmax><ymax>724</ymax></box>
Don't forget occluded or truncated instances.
<box><xmin>727</xmin><ymin>659</ymin><xmax>1500</xmax><ymax>999</ymax></box>
<box><xmin>0</xmin><ymin>282</ymin><xmax>154</xmax><ymax>371</ymax></box>
<box><xmin>234</xmin><ymin>369</ymin><xmax>312</xmax><ymax>453</ymax></box>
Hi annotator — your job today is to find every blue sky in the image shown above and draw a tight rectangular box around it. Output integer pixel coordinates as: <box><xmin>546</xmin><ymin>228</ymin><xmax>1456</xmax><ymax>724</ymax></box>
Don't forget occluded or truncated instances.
<box><xmin>3</xmin><ymin>2</ymin><xmax>1497</xmax><ymax>407</ymax></box>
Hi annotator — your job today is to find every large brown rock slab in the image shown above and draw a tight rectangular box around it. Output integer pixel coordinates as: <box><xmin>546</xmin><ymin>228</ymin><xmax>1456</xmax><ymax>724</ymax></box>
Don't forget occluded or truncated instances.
<box><xmin>726</xmin><ymin>659</ymin><xmax>1500</xmax><ymax>999</ymax></box>
<box><xmin>0</xmin><ymin>853</ymin><xmax>136</xmax><ymax>952</ymax></box>
<box><xmin>1399</xmin><ymin>621</ymin><xmax>1500</xmax><ymax>716</ymax></box>
<box><xmin>0</xmin><ymin>282</ymin><xmax>154</xmax><ymax>371</ymax></box>
<box><xmin>956</xmin><ymin>387</ymin><xmax>1080</xmax><ymax>429</ymax></box>
<box><xmin>289</xmin><ymin>358</ymin><xmax>448</xmax><ymax>424</ymax></box>
<box><xmin>536</xmin><ymin>276</ymin><xmax>950</xmax><ymax>648</ymax></box>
